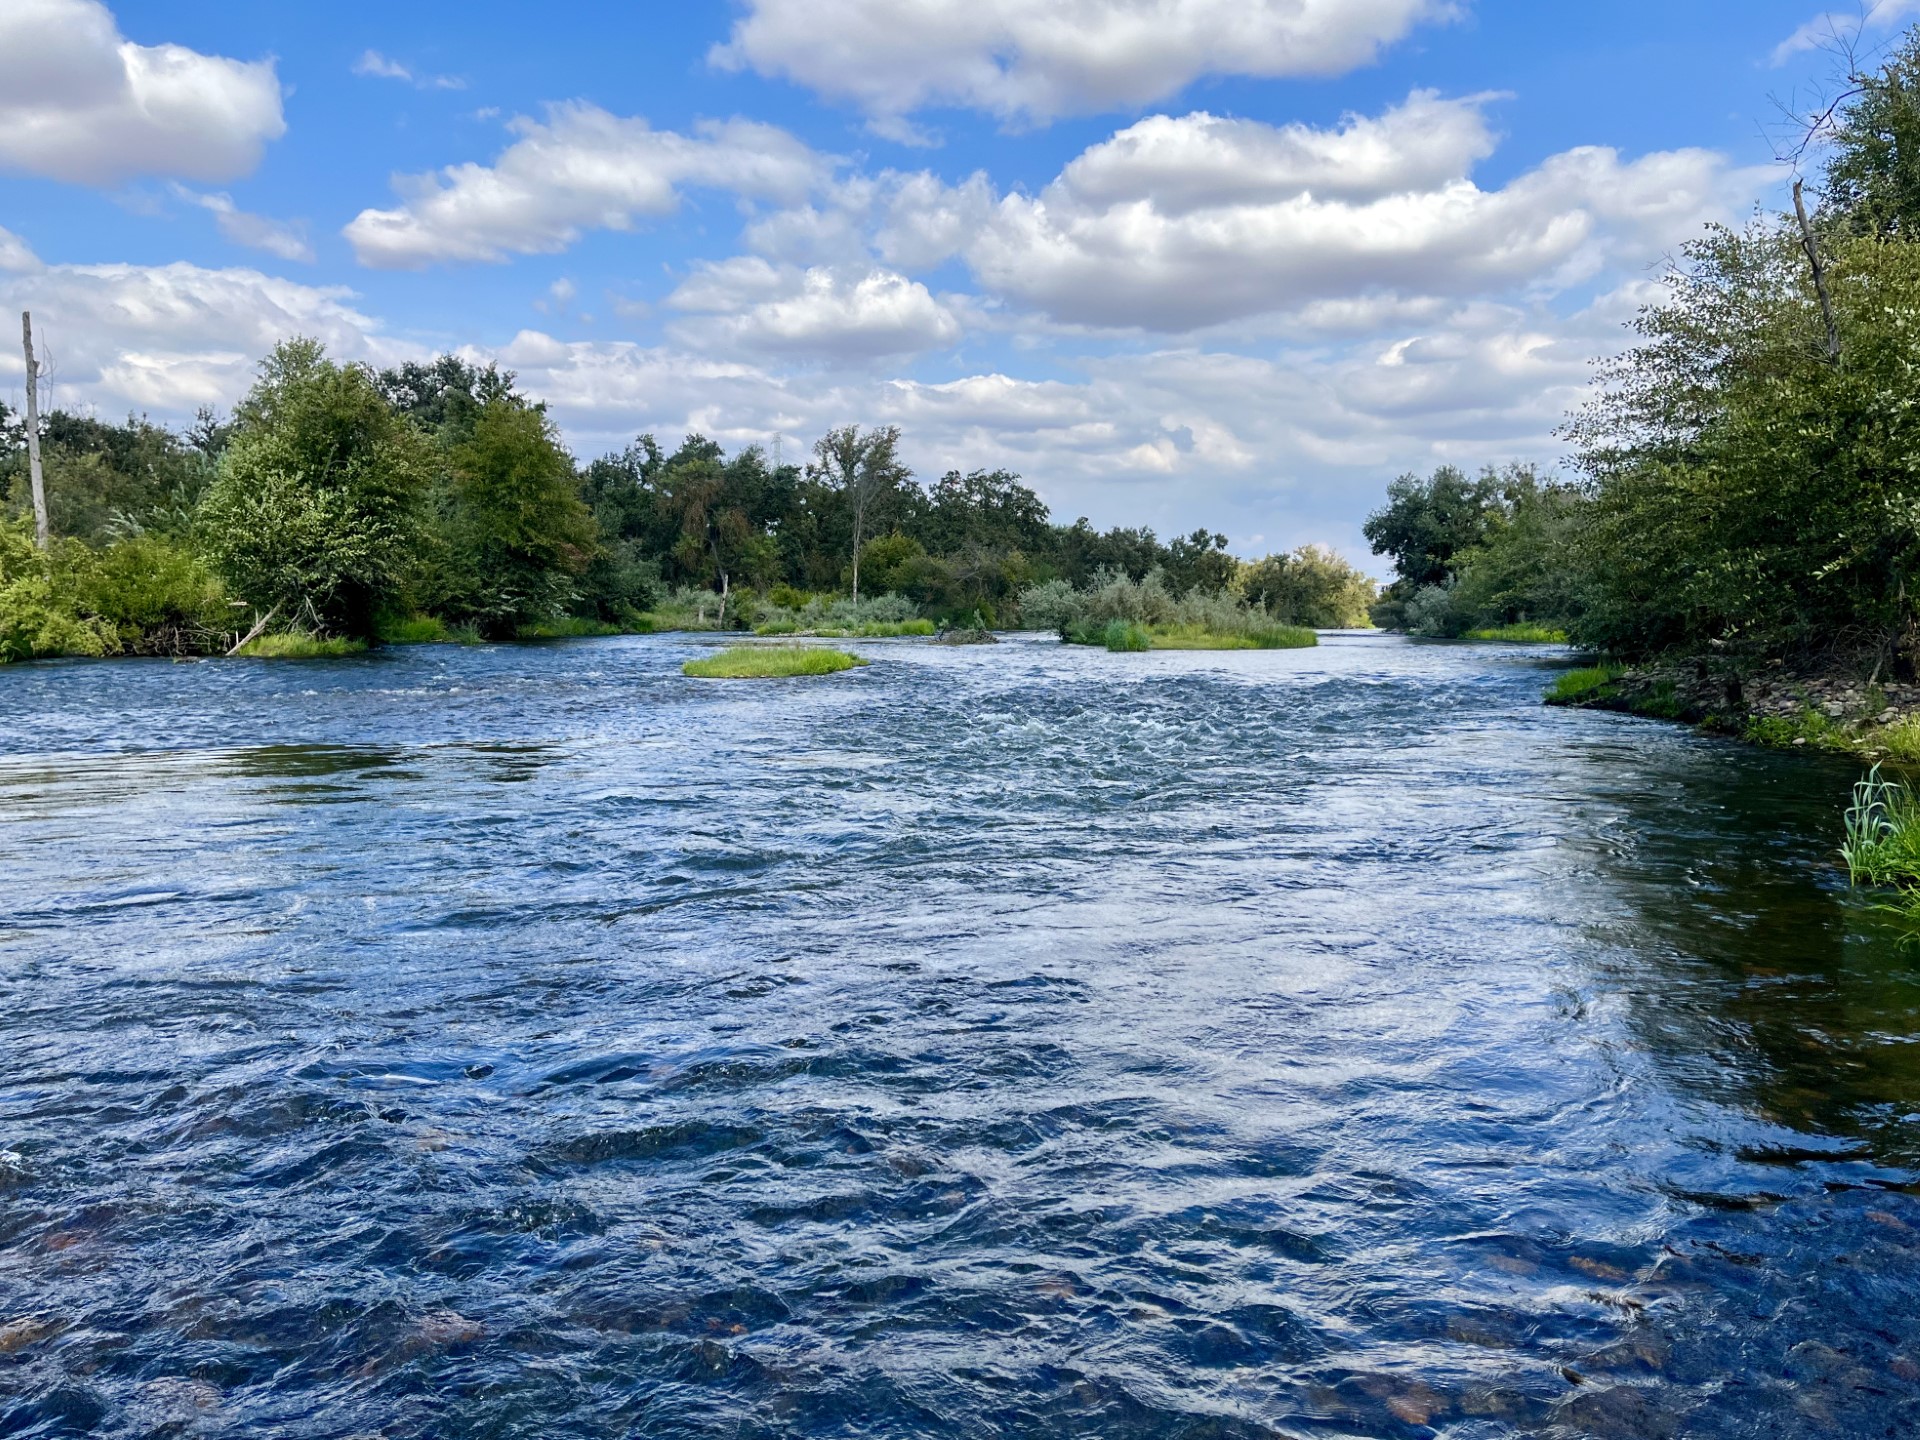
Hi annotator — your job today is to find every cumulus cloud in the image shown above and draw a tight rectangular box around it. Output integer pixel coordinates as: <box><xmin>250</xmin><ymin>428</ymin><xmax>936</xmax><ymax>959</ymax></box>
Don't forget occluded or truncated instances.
<box><xmin>865</xmin><ymin>95</ymin><xmax>1762</xmax><ymax>330</ymax></box>
<box><xmin>0</xmin><ymin>262</ymin><xmax>408</xmax><ymax>412</ymax></box>
<box><xmin>172</xmin><ymin>187</ymin><xmax>315</xmax><ymax>263</ymax></box>
<box><xmin>344</xmin><ymin>104</ymin><xmax>830</xmax><ymax>269</ymax></box>
<box><xmin>0</xmin><ymin>228</ymin><xmax>43</xmax><ymax>275</ymax></box>
<box><xmin>711</xmin><ymin>0</ymin><xmax>1456</xmax><ymax>126</ymax></box>
<box><xmin>0</xmin><ymin>0</ymin><xmax>285</xmax><ymax>186</ymax></box>
<box><xmin>667</xmin><ymin>259</ymin><xmax>964</xmax><ymax>360</ymax></box>
<box><xmin>0</xmin><ymin>250</ymin><xmax>1627</xmax><ymax>560</ymax></box>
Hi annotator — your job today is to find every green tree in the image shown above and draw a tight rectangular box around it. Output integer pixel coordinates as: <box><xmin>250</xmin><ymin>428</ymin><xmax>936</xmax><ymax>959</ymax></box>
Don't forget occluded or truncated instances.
<box><xmin>810</xmin><ymin>425</ymin><xmax>912</xmax><ymax>602</ymax></box>
<box><xmin>1165</xmin><ymin>528</ymin><xmax>1236</xmax><ymax>594</ymax></box>
<box><xmin>1239</xmin><ymin>545</ymin><xmax>1378</xmax><ymax>627</ymax></box>
<box><xmin>1564</xmin><ymin>221</ymin><xmax>1920</xmax><ymax>662</ymax></box>
<box><xmin>198</xmin><ymin>339</ymin><xmax>431</xmax><ymax>640</ymax></box>
<box><xmin>1363</xmin><ymin>466</ymin><xmax>1505</xmax><ymax>592</ymax></box>
<box><xmin>443</xmin><ymin>397</ymin><xmax>596</xmax><ymax>636</ymax></box>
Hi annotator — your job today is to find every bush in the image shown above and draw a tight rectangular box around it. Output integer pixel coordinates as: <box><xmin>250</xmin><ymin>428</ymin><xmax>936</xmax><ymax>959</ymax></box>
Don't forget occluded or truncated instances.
<box><xmin>1405</xmin><ymin>583</ymin><xmax>1464</xmax><ymax>638</ymax></box>
<box><xmin>0</xmin><ymin>523</ymin><xmax>115</xmax><ymax>662</ymax></box>
<box><xmin>1103</xmin><ymin>619</ymin><xmax>1153</xmax><ymax>651</ymax></box>
<box><xmin>70</xmin><ymin>534</ymin><xmax>229</xmax><ymax>652</ymax></box>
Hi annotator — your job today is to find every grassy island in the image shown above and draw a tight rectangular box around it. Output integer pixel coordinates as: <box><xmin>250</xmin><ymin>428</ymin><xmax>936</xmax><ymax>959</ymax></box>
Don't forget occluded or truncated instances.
<box><xmin>683</xmin><ymin>646</ymin><xmax>867</xmax><ymax>679</ymax></box>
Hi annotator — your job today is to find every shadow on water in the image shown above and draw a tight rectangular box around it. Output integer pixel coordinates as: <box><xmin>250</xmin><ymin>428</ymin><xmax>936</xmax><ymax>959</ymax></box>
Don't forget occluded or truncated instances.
<box><xmin>1573</xmin><ymin>742</ymin><xmax>1920</xmax><ymax>1168</ymax></box>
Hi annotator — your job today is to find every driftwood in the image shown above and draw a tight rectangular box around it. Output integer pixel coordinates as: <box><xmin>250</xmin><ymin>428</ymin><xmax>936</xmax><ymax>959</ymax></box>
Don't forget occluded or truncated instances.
<box><xmin>228</xmin><ymin>606</ymin><xmax>279</xmax><ymax>656</ymax></box>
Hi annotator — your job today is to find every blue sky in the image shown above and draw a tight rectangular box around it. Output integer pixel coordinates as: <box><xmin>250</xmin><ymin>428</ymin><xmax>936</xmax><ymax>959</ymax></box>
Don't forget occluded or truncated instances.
<box><xmin>0</xmin><ymin>0</ymin><xmax>1904</xmax><ymax>561</ymax></box>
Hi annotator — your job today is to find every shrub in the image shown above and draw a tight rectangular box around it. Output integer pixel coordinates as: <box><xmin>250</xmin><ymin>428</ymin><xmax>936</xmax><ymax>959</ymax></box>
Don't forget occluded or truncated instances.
<box><xmin>0</xmin><ymin>524</ymin><xmax>115</xmax><ymax>662</ymax></box>
<box><xmin>1237</xmin><ymin>545</ymin><xmax>1377</xmax><ymax>627</ymax></box>
<box><xmin>71</xmin><ymin>534</ymin><xmax>229</xmax><ymax>652</ymax></box>
<box><xmin>1103</xmin><ymin>619</ymin><xmax>1153</xmax><ymax>652</ymax></box>
<box><xmin>1405</xmin><ymin>583</ymin><xmax>1464</xmax><ymax>638</ymax></box>
<box><xmin>1016</xmin><ymin>578</ymin><xmax>1082</xmax><ymax>633</ymax></box>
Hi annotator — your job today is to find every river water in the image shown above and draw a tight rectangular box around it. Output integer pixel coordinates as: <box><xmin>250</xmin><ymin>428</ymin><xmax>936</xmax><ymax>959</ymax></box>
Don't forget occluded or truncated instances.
<box><xmin>2</xmin><ymin>633</ymin><xmax>1917</xmax><ymax>1439</ymax></box>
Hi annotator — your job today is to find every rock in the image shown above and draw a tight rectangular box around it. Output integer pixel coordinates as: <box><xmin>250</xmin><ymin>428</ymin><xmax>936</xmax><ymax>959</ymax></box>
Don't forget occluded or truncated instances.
<box><xmin>417</xmin><ymin>1310</ymin><xmax>484</xmax><ymax>1347</ymax></box>
<box><xmin>0</xmin><ymin>1317</ymin><xmax>58</xmax><ymax>1353</ymax></box>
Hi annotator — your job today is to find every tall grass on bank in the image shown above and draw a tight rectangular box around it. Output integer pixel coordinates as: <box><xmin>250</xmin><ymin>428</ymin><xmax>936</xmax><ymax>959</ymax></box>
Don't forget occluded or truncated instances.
<box><xmin>683</xmin><ymin>646</ymin><xmax>868</xmax><ymax>679</ymax></box>
<box><xmin>1546</xmin><ymin>664</ymin><xmax>1623</xmax><ymax>703</ymax></box>
<box><xmin>1842</xmin><ymin>765</ymin><xmax>1920</xmax><ymax>923</ymax></box>
<box><xmin>235</xmin><ymin>632</ymin><xmax>368</xmax><ymax>659</ymax></box>
<box><xmin>1466</xmin><ymin>624</ymin><xmax>1569</xmax><ymax>643</ymax></box>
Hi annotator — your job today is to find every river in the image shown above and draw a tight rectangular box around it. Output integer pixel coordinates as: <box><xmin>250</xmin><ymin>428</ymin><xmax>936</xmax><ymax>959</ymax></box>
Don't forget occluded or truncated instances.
<box><xmin>1</xmin><ymin>633</ymin><xmax>1916</xmax><ymax>1438</ymax></box>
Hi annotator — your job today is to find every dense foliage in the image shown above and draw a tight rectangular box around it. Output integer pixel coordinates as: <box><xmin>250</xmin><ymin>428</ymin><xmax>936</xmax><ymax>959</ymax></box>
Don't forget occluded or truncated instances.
<box><xmin>0</xmin><ymin>340</ymin><xmax>1371</xmax><ymax>659</ymax></box>
<box><xmin>1366</xmin><ymin>25</ymin><xmax>1920</xmax><ymax>669</ymax></box>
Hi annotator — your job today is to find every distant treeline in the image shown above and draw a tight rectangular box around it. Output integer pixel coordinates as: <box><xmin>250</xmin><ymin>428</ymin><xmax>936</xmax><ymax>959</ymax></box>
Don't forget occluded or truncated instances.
<box><xmin>0</xmin><ymin>340</ymin><xmax>1376</xmax><ymax>660</ymax></box>
<box><xmin>1367</xmin><ymin>27</ymin><xmax>1920</xmax><ymax>671</ymax></box>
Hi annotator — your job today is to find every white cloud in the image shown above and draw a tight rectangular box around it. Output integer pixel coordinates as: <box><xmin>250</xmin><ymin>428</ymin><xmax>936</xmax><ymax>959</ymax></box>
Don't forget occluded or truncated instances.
<box><xmin>0</xmin><ymin>262</ymin><xmax>410</xmax><ymax>412</ymax></box>
<box><xmin>0</xmin><ymin>0</ymin><xmax>285</xmax><ymax>186</ymax></box>
<box><xmin>667</xmin><ymin>259</ymin><xmax>964</xmax><ymax>360</ymax></box>
<box><xmin>352</xmin><ymin>48</ymin><xmax>465</xmax><ymax>90</ymax></box>
<box><xmin>344</xmin><ymin>104</ymin><xmax>830</xmax><ymax>269</ymax></box>
<box><xmin>0</xmin><ymin>252</ymin><xmax>1625</xmax><ymax>562</ymax></box>
<box><xmin>171</xmin><ymin>187</ymin><xmax>315</xmax><ymax>263</ymax></box>
<box><xmin>712</xmin><ymin>0</ymin><xmax>1455</xmax><ymax>126</ymax></box>
<box><xmin>0</xmin><ymin>228</ymin><xmax>44</xmax><ymax>275</ymax></box>
<box><xmin>1772</xmin><ymin>0</ymin><xmax>1920</xmax><ymax>64</ymax></box>
<box><xmin>867</xmin><ymin>96</ymin><xmax>1762</xmax><ymax>330</ymax></box>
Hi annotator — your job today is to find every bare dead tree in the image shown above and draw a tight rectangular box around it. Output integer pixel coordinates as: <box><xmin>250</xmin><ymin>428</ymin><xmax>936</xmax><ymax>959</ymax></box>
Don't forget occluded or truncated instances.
<box><xmin>21</xmin><ymin>312</ymin><xmax>47</xmax><ymax>551</ymax></box>
<box><xmin>1793</xmin><ymin>179</ymin><xmax>1843</xmax><ymax>365</ymax></box>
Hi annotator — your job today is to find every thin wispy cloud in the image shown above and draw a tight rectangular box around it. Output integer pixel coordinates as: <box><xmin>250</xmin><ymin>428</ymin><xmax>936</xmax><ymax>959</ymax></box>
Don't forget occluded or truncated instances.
<box><xmin>1772</xmin><ymin>0</ymin><xmax>1920</xmax><ymax>64</ymax></box>
<box><xmin>172</xmin><ymin>185</ymin><xmax>315</xmax><ymax>263</ymax></box>
<box><xmin>352</xmin><ymin>49</ymin><xmax>466</xmax><ymax>91</ymax></box>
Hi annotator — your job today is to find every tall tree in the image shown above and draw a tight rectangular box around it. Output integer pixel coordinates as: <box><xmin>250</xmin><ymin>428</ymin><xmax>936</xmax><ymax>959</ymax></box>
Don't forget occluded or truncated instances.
<box><xmin>810</xmin><ymin>425</ymin><xmax>911</xmax><ymax>602</ymax></box>
<box><xmin>444</xmin><ymin>397</ymin><xmax>596</xmax><ymax>636</ymax></box>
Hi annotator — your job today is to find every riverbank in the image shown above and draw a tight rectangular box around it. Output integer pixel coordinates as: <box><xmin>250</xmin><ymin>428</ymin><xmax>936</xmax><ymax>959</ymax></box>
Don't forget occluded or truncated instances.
<box><xmin>1548</xmin><ymin>658</ymin><xmax>1920</xmax><ymax>762</ymax></box>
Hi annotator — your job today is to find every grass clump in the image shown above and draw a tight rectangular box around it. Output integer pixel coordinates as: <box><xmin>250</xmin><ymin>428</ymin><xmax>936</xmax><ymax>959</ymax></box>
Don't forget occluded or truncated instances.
<box><xmin>1466</xmin><ymin>624</ymin><xmax>1569</xmax><ymax>643</ymax></box>
<box><xmin>236</xmin><ymin>631</ymin><xmax>367</xmax><ymax>659</ymax></box>
<box><xmin>518</xmin><ymin>616</ymin><xmax>627</xmax><ymax>640</ymax></box>
<box><xmin>1546</xmin><ymin>664</ymin><xmax>1623</xmax><ymax>703</ymax></box>
<box><xmin>1843</xmin><ymin>766</ymin><xmax>1920</xmax><ymax>922</ymax></box>
<box><xmin>683</xmin><ymin>646</ymin><xmax>868</xmax><ymax>679</ymax></box>
<box><xmin>1103</xmin><ymin>619</ymin><xmax>1153</xmax><ymax>652</ymax></box>
<box><xmin>375</xmin><ymin>614</ymin><xmax>450</xmax><ymax>645</ymax></box>
<box><xmin>1745</xmin><ymin>705</ymin><xmax>1845</xmax><ymax>751</ymax></box>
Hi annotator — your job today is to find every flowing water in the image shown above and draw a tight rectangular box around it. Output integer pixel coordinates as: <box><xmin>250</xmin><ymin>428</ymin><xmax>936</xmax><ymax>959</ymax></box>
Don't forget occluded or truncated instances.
<box><xmin>2</xmin><ymin>633</ymin><xmax>1918</xmax><ymax>1439</ymax></box>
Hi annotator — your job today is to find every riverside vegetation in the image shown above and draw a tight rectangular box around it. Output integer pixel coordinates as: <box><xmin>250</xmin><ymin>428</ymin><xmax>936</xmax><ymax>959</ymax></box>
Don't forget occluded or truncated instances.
<box><xmin>0</xmin><ymin>343</ymin><xmax>1376</xmax><ymax>663</ymax></box>
<box><xmin>1361</xmin><ymin>28</ymin><xmax>1920</xmax><ymax>758</ymax></box>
